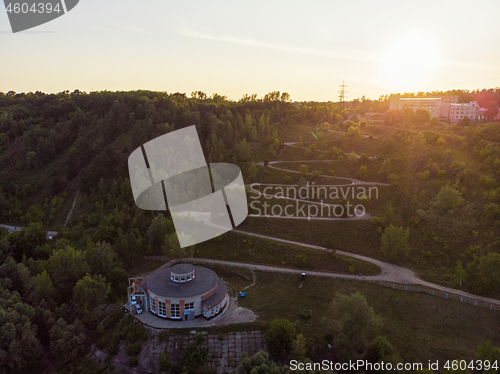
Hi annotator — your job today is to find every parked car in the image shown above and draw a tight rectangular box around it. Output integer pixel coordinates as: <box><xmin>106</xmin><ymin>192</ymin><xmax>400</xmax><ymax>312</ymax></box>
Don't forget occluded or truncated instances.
<box><xmin>131</xmin><ymin>296</ymin><xmax>137</xmax><ymax>305</ymax></box>
<box><xmin>134</xmin><ymin>304</ymin><xmax>142</xmax><ymax>314</ymax></box>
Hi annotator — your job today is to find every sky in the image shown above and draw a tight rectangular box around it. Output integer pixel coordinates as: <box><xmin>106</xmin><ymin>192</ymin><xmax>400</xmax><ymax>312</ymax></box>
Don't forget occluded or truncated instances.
<box><xmin>1</xmin><ymin>0</ymin><xmax>500</xmax><ymax>102</ymax></box>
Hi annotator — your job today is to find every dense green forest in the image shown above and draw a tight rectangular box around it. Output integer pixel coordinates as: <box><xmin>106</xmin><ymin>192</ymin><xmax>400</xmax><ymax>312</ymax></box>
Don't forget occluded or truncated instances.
<box><xmin>1</xmin><ymin>89</ymin><xmax>500</xmax><ymax>373</ymax></box>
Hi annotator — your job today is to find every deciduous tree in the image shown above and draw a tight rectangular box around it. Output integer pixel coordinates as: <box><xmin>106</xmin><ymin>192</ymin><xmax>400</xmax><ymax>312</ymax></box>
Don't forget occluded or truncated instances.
<box><xmin>73</xmin><ymin>273</ymin><xmax>110</xmax><ymax>311</ymax></box>
<box><xmin>264</xmin><ymin>319</ymin><xmax>295</xmax><ymax>357</ymax></box>
<box><xmin>381</xmin><ymin>224</ymin><xmax>411</xmax><ymax>261</ymax></box>
<box><xmin>332</xmin><ymin>292</ymin><xmax>382</xmax><ymax>359</ymax></box>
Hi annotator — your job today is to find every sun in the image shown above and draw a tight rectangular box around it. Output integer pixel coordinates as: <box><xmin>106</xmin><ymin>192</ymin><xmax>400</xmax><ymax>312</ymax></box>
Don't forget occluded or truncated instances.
<box><xmin>379</xmin><ymin>33</ymin><xmax>443</xmax><ymax>91</ymax></box>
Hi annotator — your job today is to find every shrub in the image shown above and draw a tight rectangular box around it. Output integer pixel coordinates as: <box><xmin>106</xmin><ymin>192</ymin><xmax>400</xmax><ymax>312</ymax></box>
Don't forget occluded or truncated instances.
<box><xmin>181</xmin><ymin>343</ymin><xmax>208</xmax><ymax>371</ymax></box>
<box><xmin>122</xmin><ymin>321</ymin><xmax>147</xmax><ymax>343</ymax></box>
<box><xmin>128</xmin><ymin>356</ymin><xmax>139</xmax><ymax>367</ymax></box>
<box><xmin>126</xmin><ymin>341</ymin><xmax>142</xmax><ymax>357</ymax></box>
<box><xmin>299</xmin><ymin>311</ymin><xmax>312</xmax><ymax>319</ymax></box>
<box><xmin>295</xmin><ymin>254</ymin><xmax>309</xmax><ymax>268</ymax></box>
<box><xmin>158</xmin><ymin>353</ymin><xmax>169</xmax><ymax>371</ymax></box>
<box><xmin>195</xmin><ymin>332</ymin><xmax>205</xmax><ymax>345</ymax></box>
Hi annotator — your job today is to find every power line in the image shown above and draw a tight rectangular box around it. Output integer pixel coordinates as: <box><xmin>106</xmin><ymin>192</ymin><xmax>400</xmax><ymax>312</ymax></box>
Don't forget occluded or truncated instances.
<box><xmin>338</xmin><ymin>80</ymin><xmax>348</xmax><ymax>108</ymax></box>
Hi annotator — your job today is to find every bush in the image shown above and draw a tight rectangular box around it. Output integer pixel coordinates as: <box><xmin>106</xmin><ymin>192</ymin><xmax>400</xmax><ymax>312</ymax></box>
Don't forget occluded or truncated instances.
<box><xmin>181</xmin><ymin>343</ymin><xmax>208</xmax><ymax>371</ymax></box>
<box><xmin>158</xmin><ymin>353</ymin><xmax>169</xmax><ymax>371</ymax></box>
<box><xmin>122</xmin><ymin>320</ymin><xmax>147</xmax><ymax>343</ymax></box>
<box><xmin>126</xmin><ymin>341</ymin><xmax>142</xmax><ymax>357</ymax></box>
<box><xmin>195</xmin><ymin>332</ymin><xmax>205</xmax><ymax>345</ymax></box>
<box><xmin>299</xmin><ymin>311</ymin><xmax>311</xmax><ymax>319</ymax></box>
<box><xmin>128</xmin><ymin>356</ymin><xmax>139</xmax><ymax>367</ymax></box>
<box><xmin>294</xmin><ymin>254</ymin><xmax>309</xmax><ymax>268</ymax></box>
<box><xmin>106</xmin><ymin>332</ymin><xmax>120</xmax><ymax>357</ymax></box>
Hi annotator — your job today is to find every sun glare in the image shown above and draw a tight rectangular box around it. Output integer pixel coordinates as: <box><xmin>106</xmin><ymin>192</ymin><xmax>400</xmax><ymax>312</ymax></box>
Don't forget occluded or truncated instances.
<box><xmin>379</xmin><ymin>34</ymin><xmax>443</xmax><ymax>91</ymax></box>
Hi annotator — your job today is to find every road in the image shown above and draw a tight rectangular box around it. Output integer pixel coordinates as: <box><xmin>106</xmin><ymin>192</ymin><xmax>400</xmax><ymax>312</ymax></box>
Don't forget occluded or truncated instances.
<box><xmin>0</xmin><ymin>224</ymin><xmax>56</xmax><ymax>239</ymax></box>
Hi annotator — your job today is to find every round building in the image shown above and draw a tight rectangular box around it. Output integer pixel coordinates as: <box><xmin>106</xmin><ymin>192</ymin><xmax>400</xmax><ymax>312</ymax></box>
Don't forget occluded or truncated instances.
<box><xmin>145</xmin><ymin>263</ymin><xmax>228</xmax><ymax>320</ymax></box>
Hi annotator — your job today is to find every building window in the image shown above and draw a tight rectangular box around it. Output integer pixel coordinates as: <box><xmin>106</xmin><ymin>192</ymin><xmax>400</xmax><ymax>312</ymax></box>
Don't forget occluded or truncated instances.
<box><xmin>187</xmin><ymin>274</ymin><xmax>192</xmax><ymax>281</ymax></box>
<box><xmin>151</xmin><ymin>298</ymin><xmax>156</xmax><ymax>314</ymax></box>
<box><xmin>180</xmin><ymin>276</ymin><xmax>185</xmax><ymax>282</ymax></box>
<box><xmin>158</xmin><ymin>302</ymin><xmax>166</xmax><ymax>317</ymax></box>
<box><xmin>185</xmin><ymin>302</ymin><xmax>194</xmax><ymax>310</ymax></box>
<box><xmin>171</xmin><ymin>304</ymin><xmax>180</xmax><ymax>318</ymax></box>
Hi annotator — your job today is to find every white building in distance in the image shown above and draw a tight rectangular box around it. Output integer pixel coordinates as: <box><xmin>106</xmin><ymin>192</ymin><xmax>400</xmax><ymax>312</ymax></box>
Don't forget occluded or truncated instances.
<box><xmin>389</xmin><ymin>95</ymin><xmax>491</xmax><ymax>123</ymax></box>
<box><xmin>449</xmin><ymin>101</ymin><xmax>481</xmax><ymax>123</ymax></box>
<box><xmin>389</xmin><ymin>95</ymin><xmax>458</xmax><ymax>121</ymax></box>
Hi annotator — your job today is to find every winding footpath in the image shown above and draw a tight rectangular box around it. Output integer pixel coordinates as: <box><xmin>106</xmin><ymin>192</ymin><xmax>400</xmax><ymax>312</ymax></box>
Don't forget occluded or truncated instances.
<box><xmin>229</xmin><ymin>230</ymin><xmax>500</xmax><ymax>308</ymax></box>
<box><xmin>2</xmin><ymin>143</ymin><xmax>499</xmax><ymax>310</ymax></box>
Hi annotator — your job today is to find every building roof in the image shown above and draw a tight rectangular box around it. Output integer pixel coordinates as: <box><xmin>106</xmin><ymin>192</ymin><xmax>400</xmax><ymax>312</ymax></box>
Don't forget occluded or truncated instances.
<box><xmin>146</xmin><ymin>265</ymin><xmax>219</xmax><ymax>298</ymax></box>
<box><xmin>170</xmin><ymin>263</ymin><xmax>195</xmax><ymax>274</ymax></box>
<box><xmin>399</xmin><ymin>97</ymin><xmax>442</xmax><ymax>101</ymax></box>
<box><xmin>202</xmin><ymin>279</ymin><xmax>227</xmax><ymax>309</ymax></box>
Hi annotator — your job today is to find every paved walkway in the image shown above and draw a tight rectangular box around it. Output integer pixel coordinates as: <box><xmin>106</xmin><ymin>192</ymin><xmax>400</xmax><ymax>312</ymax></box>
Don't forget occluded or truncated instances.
<box><xmin>132</xmin><ymin>297</ymin><xmax>257</xmax><ymax>329</ymax></box>
<box><xmin>257</xmin><ymin>159</ymin><xmax>389</xmax><ymax>186</ymax></box>
<box><xmin>180</xmin><ymin>251</ymin><xmax>500</xmax><ymax>309</ymax></box>
<box><xmin>4</xmin><ymin>218</ymin><xmax>500</xmax><ymax>309</ymax></box>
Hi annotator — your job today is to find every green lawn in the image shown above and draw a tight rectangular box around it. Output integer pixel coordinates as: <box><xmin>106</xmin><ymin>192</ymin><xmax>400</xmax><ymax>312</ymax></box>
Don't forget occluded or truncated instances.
<box><xmin>195</xmin><ymin>231</ymin><xmax>380</xmax><ymax>276</ymax></box>
<box><xmin>238</xmin><ymin>217</ymin><xmax>385</xmax><ymax>262</ymax></box>
<box><xmin>233</xmin><ymin>270</ymin><xmax>500</xmax><ymax>363</ymax></box>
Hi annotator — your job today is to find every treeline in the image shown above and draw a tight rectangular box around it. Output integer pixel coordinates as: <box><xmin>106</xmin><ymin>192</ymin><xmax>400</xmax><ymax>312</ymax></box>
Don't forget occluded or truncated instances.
<box><xmin>0</xmin><ymin>90</ymin><xmax>348</xmax><ymax>198</ymax></box>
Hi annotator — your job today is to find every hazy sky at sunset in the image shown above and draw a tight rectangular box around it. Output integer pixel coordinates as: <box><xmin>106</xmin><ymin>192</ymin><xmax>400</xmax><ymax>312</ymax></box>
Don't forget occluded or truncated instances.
<box><xmin>1</xmin><ymin>0</ymin><xmax>500</xmax><ymax>101</ymax></box>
